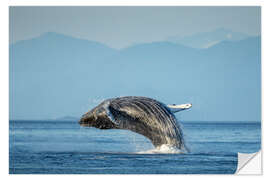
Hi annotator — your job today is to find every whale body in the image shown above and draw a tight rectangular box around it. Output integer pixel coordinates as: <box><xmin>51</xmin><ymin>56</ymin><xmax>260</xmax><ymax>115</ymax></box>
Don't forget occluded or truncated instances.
<box><xmin>79</xmin><ymin>96</ymin><xmax>192</xmax><ymax>151</ymax></box>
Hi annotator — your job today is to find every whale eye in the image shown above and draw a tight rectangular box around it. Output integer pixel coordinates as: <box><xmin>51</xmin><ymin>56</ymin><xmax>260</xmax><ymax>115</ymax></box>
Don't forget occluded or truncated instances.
<box><xmin>96</xmin><ymin>108</ymin><xmax>104</xmax><ymax>114</ymax></box>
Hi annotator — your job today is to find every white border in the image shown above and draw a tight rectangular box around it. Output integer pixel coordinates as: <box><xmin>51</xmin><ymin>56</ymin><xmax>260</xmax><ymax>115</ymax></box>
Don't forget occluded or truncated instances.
<box><xmin>2</xmin><ymin>0</ymin><xmax>268</xmax><ymax>179</ymax></box>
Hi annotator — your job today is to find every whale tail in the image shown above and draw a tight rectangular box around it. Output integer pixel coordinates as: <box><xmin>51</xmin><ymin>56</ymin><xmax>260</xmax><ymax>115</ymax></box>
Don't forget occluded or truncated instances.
<box><xmin>167</xmin><ymin>103</ymin><xmax>192</xmax><ymax>113</ymax></box>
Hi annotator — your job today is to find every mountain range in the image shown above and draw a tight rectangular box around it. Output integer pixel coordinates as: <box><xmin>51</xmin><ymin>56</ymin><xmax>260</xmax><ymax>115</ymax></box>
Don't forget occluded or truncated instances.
<box><xmin>167</xmin><ymin>28</ymin><xmax>251</xmax><ymax>49</ymax></box>
<box><xmin>9</xmin><ymin>30</ymin><xmax>261</xmax><ymax>122</ymax></box>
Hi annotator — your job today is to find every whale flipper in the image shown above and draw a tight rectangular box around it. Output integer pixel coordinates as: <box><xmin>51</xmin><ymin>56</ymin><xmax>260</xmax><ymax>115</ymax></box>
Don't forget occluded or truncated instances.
<box><xmin>103</xmin><ymin>102</ymin><xmax>120</xmax><ymax>125</ymax></box>
<box><xmin>167</xmin><ymin>103</ymin><xmax>192</xmax><ymax>113</ymax></box>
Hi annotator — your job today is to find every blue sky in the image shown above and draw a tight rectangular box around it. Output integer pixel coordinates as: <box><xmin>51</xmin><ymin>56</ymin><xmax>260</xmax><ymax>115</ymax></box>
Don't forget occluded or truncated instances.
<box><xmin>10</xmin><ymin>6</ymin><xmax>261</xmax><ymax>49</ymax></box>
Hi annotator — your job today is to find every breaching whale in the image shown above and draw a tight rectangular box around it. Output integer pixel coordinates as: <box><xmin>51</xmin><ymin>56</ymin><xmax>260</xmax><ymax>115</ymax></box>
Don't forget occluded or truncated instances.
<box><xmin>79</xmin><ymin>96</ymin><xmax>192</xmax><ymax>151</ymax></box>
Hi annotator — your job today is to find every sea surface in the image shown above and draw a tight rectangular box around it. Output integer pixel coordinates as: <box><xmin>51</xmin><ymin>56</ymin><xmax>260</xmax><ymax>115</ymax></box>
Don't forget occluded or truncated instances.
<box><xmin>9</xmin><ymin>120</ymin><xmax>261</xmax><ymax>174</ymax></box>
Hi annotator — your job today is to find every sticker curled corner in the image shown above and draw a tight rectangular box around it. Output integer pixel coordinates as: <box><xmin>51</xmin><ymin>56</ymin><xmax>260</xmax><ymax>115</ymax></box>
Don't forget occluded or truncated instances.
<box><xmin>235</xmin><ymin>150</ymin><xmax>262</xmax><ymax>175</ymax></box>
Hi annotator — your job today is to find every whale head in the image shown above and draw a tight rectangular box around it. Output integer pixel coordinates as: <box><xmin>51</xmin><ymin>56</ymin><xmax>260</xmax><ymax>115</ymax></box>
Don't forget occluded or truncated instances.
<box><xmin>79</xmin><ymin>102</ymin><xmax>116</xmax><ymax>129</ymax></box>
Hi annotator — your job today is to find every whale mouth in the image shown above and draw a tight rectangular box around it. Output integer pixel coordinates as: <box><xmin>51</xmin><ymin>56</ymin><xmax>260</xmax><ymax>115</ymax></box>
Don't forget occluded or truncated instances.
<box><xmin>78</xmin><ymin>113</ymin><xmax>97</xmax><ymax>127</ymax></box>
<box><xmin>78</xmin><ymin>118</ymin><xmax>90</xmax><ymax>127</ymax></box>
<box><xmin>79</xmin><ymin>120</ymin><xmax>97</xmax><ymax>128</ymax></box>
<box><xmin>79</xmin><ymin>116</ymin><xmax>117</xmax><ymax>129</ymax></box>
<box><xmin>78</xmin><ymin>120</ymin><xmax>93</xmax><ymax>127</ymax></box>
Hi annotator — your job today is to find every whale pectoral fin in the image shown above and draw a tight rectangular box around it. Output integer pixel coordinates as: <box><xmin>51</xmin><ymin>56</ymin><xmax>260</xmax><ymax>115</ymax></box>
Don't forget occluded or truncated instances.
<box><xmin>104</xmin><ymin>103</ymin><xmax>134</xmax><ymax>126</ymax></box>
<box><xmin>167</xmin><ymin>103</ymin><xmax>192</xmax><ymax>113</ymax></box>
<box><xmin>102</xmin><ymin>102</ymin><xmax>121</xmax><ymax>125</ymax></box>
<box><xmin>107</xmin><ymin>103</ymin><xmax>141</xmax><ymax>128</ymax></box>
<box><xmin>107</xmin><ymin>104</ymin><xmax>152</xmax><ymax>138</ymax></box>
<box><xmin>105</xmin><ymin>106</ymin><xmax>119</xmax><ymax>125</ymax></box>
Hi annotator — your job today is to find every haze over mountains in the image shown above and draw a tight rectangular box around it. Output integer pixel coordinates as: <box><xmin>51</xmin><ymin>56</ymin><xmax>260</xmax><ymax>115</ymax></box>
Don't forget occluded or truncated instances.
<box><xmin>9</xmin><ymin>29</ymin><xmax>261</xmax><ymax>122</ymax></box>
<box><xmin>167</xmin><ymin>28</ymin><xmax>251</xmax><ymax>49</ymax></box>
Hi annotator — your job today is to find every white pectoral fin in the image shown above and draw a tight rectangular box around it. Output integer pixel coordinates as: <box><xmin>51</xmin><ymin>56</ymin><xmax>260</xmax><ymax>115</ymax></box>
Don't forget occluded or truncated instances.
<box><xmin>104</xmin><ymin>102</ymin><xmax>119</xmax><ymax>125</ymax></box>
<box><xmin>167</xmin><ymin>103</ymin><xmax>192</xmax><ymax>113</ymax></box>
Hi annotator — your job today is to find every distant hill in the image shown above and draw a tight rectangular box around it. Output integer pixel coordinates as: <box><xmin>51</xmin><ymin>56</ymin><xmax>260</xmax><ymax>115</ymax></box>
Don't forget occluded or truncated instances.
<box><xmin>167</xmin><ymin>28</ymin><xmax>250</xmax><ymax>49</ymax></box>
<box><xmin>9</xmin><ymin>32</ymin><xmax>261</xmax><ymax>123</ymax></box>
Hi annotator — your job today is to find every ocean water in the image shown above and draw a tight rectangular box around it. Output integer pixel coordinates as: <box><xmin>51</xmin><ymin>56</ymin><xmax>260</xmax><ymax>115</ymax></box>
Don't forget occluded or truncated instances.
<box><xmin>9</xmin><ymin>120</ymin><xmax>261</xmax><ymax>174</ymax></box>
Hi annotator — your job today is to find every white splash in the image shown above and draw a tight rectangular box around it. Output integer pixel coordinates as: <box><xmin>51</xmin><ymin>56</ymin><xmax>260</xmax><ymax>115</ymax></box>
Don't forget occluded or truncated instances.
<box><xmin>137</xmin><ymin>144</ymin><xmax>185</xmax><ymax>154</ymax></box>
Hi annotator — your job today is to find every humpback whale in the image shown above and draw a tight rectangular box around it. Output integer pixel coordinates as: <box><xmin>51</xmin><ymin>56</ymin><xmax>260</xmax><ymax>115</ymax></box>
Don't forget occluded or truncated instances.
<box><xmin>79</xmin><ymin>96</ymin><xmax>192</xmax><ymax>151</ymax></box>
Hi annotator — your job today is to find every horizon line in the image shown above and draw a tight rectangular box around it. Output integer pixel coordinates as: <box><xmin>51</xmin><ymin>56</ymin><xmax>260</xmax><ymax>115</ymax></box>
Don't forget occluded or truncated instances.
<box><xmin>9</xmin><ymin>119</ymin><xmax>261</xmax><ymax>123</ymax></box>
